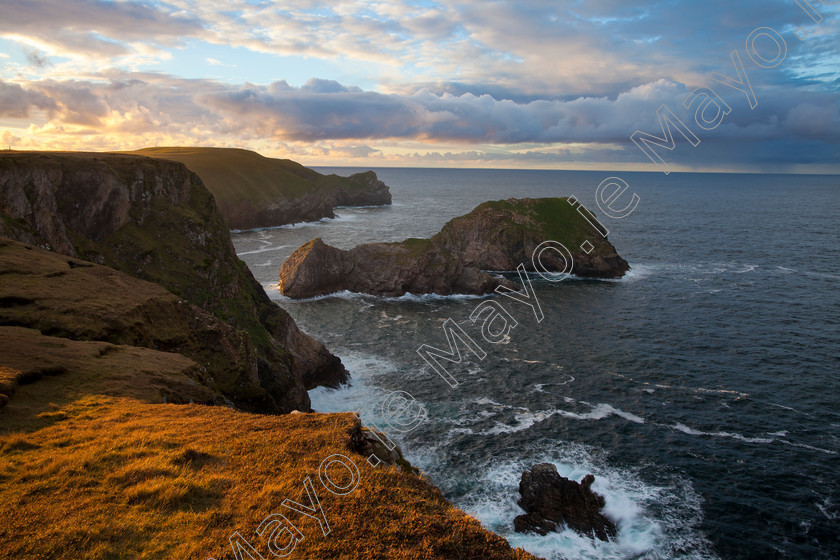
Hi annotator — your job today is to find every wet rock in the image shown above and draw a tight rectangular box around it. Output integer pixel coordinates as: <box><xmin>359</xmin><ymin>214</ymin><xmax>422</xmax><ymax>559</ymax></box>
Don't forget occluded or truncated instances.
<box><xmin>514</xmin><ymin>463</ymin><xmax>617</xmax><ymax>541</ymax></box>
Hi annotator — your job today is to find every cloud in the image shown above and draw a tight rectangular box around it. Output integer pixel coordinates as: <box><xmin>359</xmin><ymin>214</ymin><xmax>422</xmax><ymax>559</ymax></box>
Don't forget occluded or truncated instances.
<box><xmin>206</xmin><ymin>58</ymin><xmax>235</xmax><ymax>67</ymax></box>
<box><xmin>0</xmin><ymin>0</ymin><xmax>203</xmax><ymax>58</ymax></box>
<box><xmin>0</xmin><ymin>81</ymin><xmax>56</xmax><ymax>117</ymax></box>
<box><xmin>3</xmin><ymin>0</ymin><xmax>838</xmax><ymax>100</ymax></box>
<box><xmin>1</xmin><ymin>130</ymin><xmax>22</xmax><ymax>146</ymax></box>
<box><xmin>198</xmin><ymin>77</ymin><xmax>840</xmax><ymax>148</ymax></box>
<box><xmin>0</xmin><ymin>0</ymin><xmax>836</xmax><ymax>170</ymax></box>
<box><xmin>1</xmin><ymin>72</ymin><xmax>836</xmax><ymax>170</ymax></box>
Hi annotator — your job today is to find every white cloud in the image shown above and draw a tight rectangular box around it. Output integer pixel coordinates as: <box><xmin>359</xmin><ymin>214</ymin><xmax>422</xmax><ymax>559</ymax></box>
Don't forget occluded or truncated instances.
<box><xmin>206</xmin><ymin>58</ymin><xmax>236</xmax><ymax>67</ymax></box>
<box><xmin>0</xmin><ymin>0</ymin><xmax>837</xmax><ymax>170</ymax></box>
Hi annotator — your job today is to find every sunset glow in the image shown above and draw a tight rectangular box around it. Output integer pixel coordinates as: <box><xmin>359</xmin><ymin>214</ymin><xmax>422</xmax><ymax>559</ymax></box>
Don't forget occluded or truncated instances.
<box><xmin>1</xmin><ymin>0</ymin><xmax>838</xmax><ymax>171</ymax></box>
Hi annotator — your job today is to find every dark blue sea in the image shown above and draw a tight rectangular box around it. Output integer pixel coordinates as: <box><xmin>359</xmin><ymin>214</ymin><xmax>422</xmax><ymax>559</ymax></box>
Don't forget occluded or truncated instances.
<box><xmin>232</xmin><ymin>169</ymin><xmax>840</xmax><ymax>560</ymax></box>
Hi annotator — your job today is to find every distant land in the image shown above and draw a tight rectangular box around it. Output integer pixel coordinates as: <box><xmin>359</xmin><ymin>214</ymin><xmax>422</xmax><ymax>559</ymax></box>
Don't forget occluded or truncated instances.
<box><xmin>133</xmin><ymin>147</ymin><xmax>392</xmax><ymax>230</ymax></box>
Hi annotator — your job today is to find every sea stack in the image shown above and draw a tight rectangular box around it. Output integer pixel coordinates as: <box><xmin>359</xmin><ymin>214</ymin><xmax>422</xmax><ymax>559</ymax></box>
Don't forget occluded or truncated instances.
<box><xmin>513</xmin><ymin>463</ymin><xmax>617</xmax><ymax>542</ymax></box>
<box><xmin>279</xmin><ymin>197</ymin><xmax>629</xmax><ymax>298</ymax></box>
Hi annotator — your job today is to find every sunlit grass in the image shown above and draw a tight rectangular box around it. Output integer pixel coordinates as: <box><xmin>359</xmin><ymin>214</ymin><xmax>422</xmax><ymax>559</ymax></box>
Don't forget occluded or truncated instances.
<box><xmin>1</xmin><ymin>393</ymin><xmax>539</xmax><ymax>559</ymax></box>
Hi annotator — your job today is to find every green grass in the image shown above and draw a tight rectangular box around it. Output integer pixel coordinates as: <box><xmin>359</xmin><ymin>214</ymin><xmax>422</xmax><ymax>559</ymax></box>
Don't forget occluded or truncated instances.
<box><xmin>475</xmin><ymin>198</ymin><xmax>593</xmax><ymax>249</ymax></box>
<box><xmin>133</xmin><ymin>147</ymin><xmax>329</xmax><ymax>203</ymax></box>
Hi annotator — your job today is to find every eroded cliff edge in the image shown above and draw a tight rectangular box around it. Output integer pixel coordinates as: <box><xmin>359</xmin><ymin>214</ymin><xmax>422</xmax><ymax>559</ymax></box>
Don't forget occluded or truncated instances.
<box><xmin>0</xmin><ymin>153</ymin><xmax>540</xmax><ymax>560</ymax></box>
<box><xmin>134</xmin><ymin>147</ymin><xmax>392</xmax><ymax>230</ymax></box>
<box><xmin>0</xmin><ymin>152</ymin><xmax>348</xmax><ymax>411</ymax></box>
<box><xmin>279</xmin><ymin>197</ymin><xmax>629</xmax><ymax>298</ymax></box>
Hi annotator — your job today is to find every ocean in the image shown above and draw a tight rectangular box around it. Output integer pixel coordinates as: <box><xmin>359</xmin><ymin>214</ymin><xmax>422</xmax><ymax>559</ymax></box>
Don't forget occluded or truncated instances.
<box><xmin>231</xmin><ymin>169</ymin><xmax>840</xmax><ymax>560</ymax></box>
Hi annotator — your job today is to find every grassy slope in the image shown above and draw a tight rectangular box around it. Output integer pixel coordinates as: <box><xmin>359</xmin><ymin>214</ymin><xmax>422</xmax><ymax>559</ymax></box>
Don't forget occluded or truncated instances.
<box><xmin>133</xmin><ymin>147</ymin><xmax>332</xmax><ymax>205</ymax></box>
<box><xmin>0</xmin><ymin>237</ymin><xmax>275</xmax><ymax>408</ymax></box>
<box><xmin>0</xmin><ymin>340</ymin><xmax>540</xmax><ymax>560</ymax></box>
<box><xmin>444</xmin><ymin>198</ymin><xmax>593</xmax><ymax>254</ymax></box>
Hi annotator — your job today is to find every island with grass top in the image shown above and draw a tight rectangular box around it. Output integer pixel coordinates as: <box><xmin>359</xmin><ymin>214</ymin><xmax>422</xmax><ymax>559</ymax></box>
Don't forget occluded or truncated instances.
<box><xmin>278</xmin><ymin>197</ymin><xmax>629</xmax><ymax>299</ymax></box>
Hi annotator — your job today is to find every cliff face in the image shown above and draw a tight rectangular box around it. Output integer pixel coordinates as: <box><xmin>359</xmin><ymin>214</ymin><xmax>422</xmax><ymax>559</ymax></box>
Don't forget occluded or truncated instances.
<box><xmin>0</xmin><ymin>152</ymin><xmax>348</xmax><ymax>411</ymax></box>
<box><xmin>0</xmin><ymin>238</ymin><xmax>297</xmax><ymax>411</ymax></box>
<box><xmin>134</xmin><ymin>147</ymin><xmax>392</xmax><ymax>230</ymax></box>
<box><xmin>434</xmin><ymin>198</ymin><xmax>629</xmax><ymax>278</ymax></box>
<box><xmin>279</xmin><ymin>197</ymin><xmax>629</xmax><ymax>299</ymax></box>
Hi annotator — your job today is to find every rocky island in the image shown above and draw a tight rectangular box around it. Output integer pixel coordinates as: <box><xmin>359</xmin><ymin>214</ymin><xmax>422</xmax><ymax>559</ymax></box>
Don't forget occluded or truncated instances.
<box><xmin>134</xmin><ymin>147</ymin><xmax>392</xmax><ymax>230</ymax></box>
<box><xmin>279</xmin><ymin>197</ymin><xmax>629</xmax><ymax>298</ymax></box>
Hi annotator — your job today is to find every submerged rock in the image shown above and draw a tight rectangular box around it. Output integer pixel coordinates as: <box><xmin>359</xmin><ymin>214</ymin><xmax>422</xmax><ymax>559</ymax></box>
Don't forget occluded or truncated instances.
<box><xmin>513</xmin><ymin>463</ymin><xmax>617</xmax><ymax>541</ymax></box>
<box><xmin>279</xmin><ymin>197</ymin><xmax>629</xmax><ymax>298</ymax></box>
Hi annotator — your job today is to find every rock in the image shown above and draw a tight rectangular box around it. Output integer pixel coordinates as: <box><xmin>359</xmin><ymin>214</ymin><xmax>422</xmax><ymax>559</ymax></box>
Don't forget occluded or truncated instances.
<box><xmin>135</xmin><ymin>148</ymin><xmax>392</xmax><ymax>230</ymax></box>
<box><xmin>279</xmin><ymin>197</ymin><xmax>629</xmax><ymax>298</ymax></box>
<box><xmin>0</xmin><ymin>152</ymin><xmax>349</xmax><ymax>412</ymax></box>
<box><xmin>279</xmin><ymin>237</ymin><xmax>519</xmax><ymax>299</ymax></box>
<box><xmin>514</xmin><ymin>463</ymin><xmax>617</xmax><ymax>542</ymax></box>
<box><xmin>348</xmin><ymin>418</ymin><xmax>420</xmax><ymax>475</ymax></box>
<box><xmin>436</xmin><ymin>198</ymin><xmax>629</xmax><ymax>279</ymax></box>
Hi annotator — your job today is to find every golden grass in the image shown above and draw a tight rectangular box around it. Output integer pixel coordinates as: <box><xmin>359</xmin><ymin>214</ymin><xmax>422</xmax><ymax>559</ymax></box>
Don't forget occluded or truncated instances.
<box><xmin>0</xmin><ymin>394</ymin><xmax>539</xmax><ymax>560</ymax></box>
<box><xmin>0</xmin><ymin>326</ymin><xmax>216</xmax><ymax>433</ymax></box>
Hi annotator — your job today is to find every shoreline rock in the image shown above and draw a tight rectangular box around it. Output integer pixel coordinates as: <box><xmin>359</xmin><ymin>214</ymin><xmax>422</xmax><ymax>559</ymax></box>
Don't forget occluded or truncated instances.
<box><xmin>514</xmin><ymin>463</ymin><xmax>617</xmax><ymax>542</ymax></box>
<box><xmin>279</xmin><ymin>197</ymin><xmax>629</xmax><ymax>298</ymax></box>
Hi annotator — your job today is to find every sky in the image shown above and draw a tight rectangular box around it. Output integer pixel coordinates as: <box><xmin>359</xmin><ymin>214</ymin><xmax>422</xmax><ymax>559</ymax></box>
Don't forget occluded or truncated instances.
<box><xmin>0</xmin><ymin>0</ymin><xmax>838</xmax><ymax>172</ymax></box>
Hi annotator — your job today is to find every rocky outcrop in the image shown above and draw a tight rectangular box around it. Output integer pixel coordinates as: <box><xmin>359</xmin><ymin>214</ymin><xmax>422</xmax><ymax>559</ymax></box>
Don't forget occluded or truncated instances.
<box><xmin>436</xmin><ymin>198</ymin><xmax>629</xmax><ymax>279</ymax></box>
<box><xmin>0</xmin><ymin>237</ymin><xmax>295</xmax><ymax>411</ymax></box>
<box><xmin>0</xmin><ymin>152</ymin><xmax>348</xmax><ymax>411</ymax></box>
<box><xmin>348</xmin><ymin>417</ymin><xmax>421</xmax><ymax>475</ymax></box>
<box><xmin>513</xmin><ymin>463</ymin><xmax>617</xmax><ymax>542</ymax></box>
<box><xmin>135</xmin><ymin>147</ymin><xmax>391</xmax><ymax>230</ymax></box>
<box><xmin>279</xmin><ymin>197</ymin><xmax>629</xmax><ymax>298</ymax></box>
<box><xmin>279</xmin><ymin>237</ymin><xmax>519</xmax><ymax>298</ymax></box>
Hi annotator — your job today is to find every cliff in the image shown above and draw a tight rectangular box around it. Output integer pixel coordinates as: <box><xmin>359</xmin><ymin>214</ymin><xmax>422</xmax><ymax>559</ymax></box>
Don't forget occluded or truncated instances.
<box><xmin>0</xmin><ymin>152</ymin><xmax>348</xmax><ymax>412</ymax></box>
<box><xmin>279</xmin><ymin>197</ymin><xmax>629</xmax><ymax>298</ymax></box>
<box><xmin>134</xmin><ymin>147</ymin><xmax>392</xmax><ymax>230</ymax></box>
<box><xmin>0</xmin><ymin>238</ymin><xmax>297</xmax><ymax>411</ymax></box>
<box><xmin>0</xmin><ymin>239</ymin><xmax>538</xmax><ymax>560</ymax></box>
<box><xmin>0</xmin><ymin>152</ymin><xmax>542</xmax><ymax>560</ymax></box>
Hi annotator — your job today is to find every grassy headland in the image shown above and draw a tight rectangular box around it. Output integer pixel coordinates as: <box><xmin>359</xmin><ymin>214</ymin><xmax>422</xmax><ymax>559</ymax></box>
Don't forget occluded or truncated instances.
<box><xmin>0</xmin><ymin>151</ymin><xmax>538</xmax><ymax>560</ymax></box>
<box><xmin>134</xmin><ymin>147</ymin><xmax>391</xmax><ymax>231</ymax></box>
